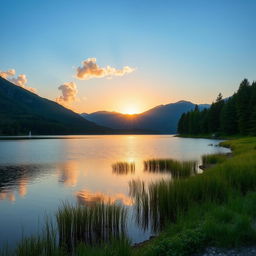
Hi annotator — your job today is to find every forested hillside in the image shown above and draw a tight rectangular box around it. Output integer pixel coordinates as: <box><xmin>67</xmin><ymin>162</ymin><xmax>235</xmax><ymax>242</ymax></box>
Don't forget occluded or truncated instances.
<box><xmin>0</xmin><ymin>77</ymin><xmax>110</xmax><ymax>135</ymax></box>
<box><xmin>178</xmin><ymin>79</ymin><xmax>256</xmax><ymax>136</ymax></box>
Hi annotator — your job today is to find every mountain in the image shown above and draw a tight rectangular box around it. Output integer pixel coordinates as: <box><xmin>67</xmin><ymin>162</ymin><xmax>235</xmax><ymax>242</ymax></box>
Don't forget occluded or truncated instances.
<box><xmin>0</xmin><ymin>77</ymin><xmax>111</xmax><ymax>135</ymax></box>
<box><xmin>81</xmin><ymin>101</ymin><xmax>210</xmax><ymax>133</ymax></box>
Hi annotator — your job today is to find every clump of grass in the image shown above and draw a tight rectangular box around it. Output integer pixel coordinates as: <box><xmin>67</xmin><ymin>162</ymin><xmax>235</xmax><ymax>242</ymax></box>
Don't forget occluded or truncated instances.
<box><xmin>56</xmin><ymin>202</ymin><xmax>127</xmax><ymax>249</ymax></box>
<box><xmin>202</xmin><ymin>153</ymin><xmax>228</xmax><ymax>165</ymax></box>
<box><xmin>75</xmin><ymin>236</ymin><xmax>131</xmax><ymax>256</ymax></box>
<box><xmin>112</xmin><ymin>162</ymin><xmax>135</xmax><ymax>175</ymax></box>
<box><xmin>130</xmin><ymin>173</ymin><xmax>228</xmax><ymax>232</ymax></box>
<box><xmin>144</xmin><ymin>159</ymin><xmax>197</xmax><ymax>178</ymax></box>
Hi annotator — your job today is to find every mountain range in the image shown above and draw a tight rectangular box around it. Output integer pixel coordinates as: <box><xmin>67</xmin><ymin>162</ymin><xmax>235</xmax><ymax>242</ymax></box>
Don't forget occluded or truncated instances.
<box><xmin>82</xmin><ymin>101</ymin><xmax>210</xmax><ymax>134</ymax></box>
<box><xmin>0</xmin><ymin>76</ymin><xmax>209</xmax><ymax>135</ymax></box>
<box><xmin>0</xmin><ymin>77</ymin><xmax>110</xmax><ymax>135</ymax></box>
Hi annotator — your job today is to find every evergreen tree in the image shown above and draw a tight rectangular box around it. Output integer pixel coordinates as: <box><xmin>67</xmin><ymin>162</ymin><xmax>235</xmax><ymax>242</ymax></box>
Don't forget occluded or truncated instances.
<box><xmin>220</xmin><ymin>96</ymin><xmax>238</xmax><ymax>134</ymax></box>
<box><xmin>208</xmin><ymin>93</ymin><xmax>224</xmax><ymax>133</ymax></box>
<box><xmin>236</xmin><ymin>79</ymin><xmax>251</xmax><ymax>134</ymax></box>
<box><xmin>177</xmin><ymin>79</ymin><xmax>255</xmax><ymax>136</ymax></box>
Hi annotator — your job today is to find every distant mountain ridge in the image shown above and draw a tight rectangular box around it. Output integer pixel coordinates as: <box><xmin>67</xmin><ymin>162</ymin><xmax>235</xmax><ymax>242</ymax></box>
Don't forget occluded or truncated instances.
<box><xmin>81</xmin><ymin>101</ymin><xmax>210</xmax><ymax>133</ymax></box>
<box><xmin>0</xmin><ymin>77</ymin><xmax>111</xmax><ymax>135</ymax></box>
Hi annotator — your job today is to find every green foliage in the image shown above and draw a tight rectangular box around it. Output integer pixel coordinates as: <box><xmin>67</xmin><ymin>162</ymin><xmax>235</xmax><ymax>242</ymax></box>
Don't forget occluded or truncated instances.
<box><xmin>178</xmin><ymin>79</ymin><xmax>256</xmax><ymax>136</ymax></box>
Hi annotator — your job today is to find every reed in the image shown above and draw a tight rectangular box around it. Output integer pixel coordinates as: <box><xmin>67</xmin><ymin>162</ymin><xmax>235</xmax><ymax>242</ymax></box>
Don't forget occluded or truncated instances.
<box><xmin>202</xmin><ymin>153</ymin><xmax>228</xmax><ymax>165</ymax></box>
<box><xmin>144</xmin><ymin>159</ymin><xmax>197</xmax><ymax>178</ymax></box>
<box><xmin>56</xmin><ymin>201</ymin><xmax>127</xmax><ymax>249</ymax></box>
<box><xmin>130</xmin><ymin>173</ymin><xmax>228</xmax><ymax>232</ymax></box>
<box><xmin>131</xmin><ymin>142</ymin><xmax>256</xmax><ymax>234</ymax></box>
<box><xmin>112</xmin><ymin>161</ymin><xmax>135</xmax><ymax>175</ymax></box>
<box><xmin>75</xmin><ymin>236</ymin><xmax>131</xmax><ymax>256</ymax></box>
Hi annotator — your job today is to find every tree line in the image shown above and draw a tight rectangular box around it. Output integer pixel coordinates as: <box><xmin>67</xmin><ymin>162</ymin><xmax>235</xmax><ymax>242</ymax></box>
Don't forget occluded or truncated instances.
<box><xmin>178</xmin><ymin>79</ymin><xmax>256</xmax><ymax>136</ymax></box>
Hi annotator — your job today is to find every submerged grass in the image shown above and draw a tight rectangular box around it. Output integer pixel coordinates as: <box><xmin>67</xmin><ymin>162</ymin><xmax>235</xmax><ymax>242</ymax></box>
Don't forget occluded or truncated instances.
<box><xmin>144</xmin><ymin>159</ymin><xmax>197</xmax><ymax>178</ymax></box>
<box><xmin>112</xmin><ymin>162</ymin><xmax>135</xmax><ymax>175</ymax></box>
<box><xmin>56</xmin><ymin>202</ymin><xmax>127</xmax><ymax>248</ymax></box>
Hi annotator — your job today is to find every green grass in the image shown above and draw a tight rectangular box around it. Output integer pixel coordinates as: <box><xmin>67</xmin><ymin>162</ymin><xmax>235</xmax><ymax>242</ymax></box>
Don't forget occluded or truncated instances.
<box><xmin>56</xmin><ymin>202</ymin><xmax>127</xmax><ymax>249</ymax></box>
<box><xmin>75</xmin><ymin>237</ymin><xmax>131</xmax><ymax>256</ymax></box>
<box><xmin>144</xmin><ymin>159</ymin><xmax>197</xmax><ymax>178</ymax></box>
<box><xmin>201</xmin><ymin>153</ymin><xmax>228</xmax><ymax>165</ymax></box>
<box><xmin>135</xmin><ymin>192</ymin><xmax>256</xmax><ymax>256</ymax></box>
<box><xmin>130</xmin><ymin>138</ymin><xmax>256</xmax><ymax>236</ymax></box>
<box><xmin>132</xmin><ymin>137</ymin><xmax>256</xmax><ymax>256</ymax></box>
<box><xmin>1</xmin><ymin>203</ymin><xmax>128</xmax><ymax>256</ymax></box>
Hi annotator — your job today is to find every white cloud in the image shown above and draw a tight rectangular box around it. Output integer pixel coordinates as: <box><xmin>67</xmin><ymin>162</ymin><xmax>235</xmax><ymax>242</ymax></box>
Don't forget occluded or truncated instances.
<box><xmin>0</xmin><ymin>69</ymin><xmax>36</xmax><ymax>93</ymax></box>
<box><xmin>76</xmin><ymin>58</ymin><xmax>135</xmax><ymax>80</ymax></box>
<box><xmin>56</xmin><ymin>82</ymin><xmax>77</xmax><ymax>105</ymax></box>
<box><xmin>0</xmin><ymin>69</ymin><xmax>15</xmax><ymax>79</ymax></box>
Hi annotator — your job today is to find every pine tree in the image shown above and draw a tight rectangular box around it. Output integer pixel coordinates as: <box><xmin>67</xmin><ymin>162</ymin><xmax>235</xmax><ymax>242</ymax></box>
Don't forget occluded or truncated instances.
<box><xmin>220</xmin><ymin>96</ymin><xmax>238</xmax><ymax>134</ymax></box>
<box><xmin>236</xmin><ymin>79</ymin><xmax>251</xmax><ymax>134</ymax></box>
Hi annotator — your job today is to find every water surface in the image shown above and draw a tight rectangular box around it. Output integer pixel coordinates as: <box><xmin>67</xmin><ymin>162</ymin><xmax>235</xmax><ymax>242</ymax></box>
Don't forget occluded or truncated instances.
<box><xmin>0</xmin><ymin>135</ymin><xmax>230</xmax><ymax>247</ymax></box>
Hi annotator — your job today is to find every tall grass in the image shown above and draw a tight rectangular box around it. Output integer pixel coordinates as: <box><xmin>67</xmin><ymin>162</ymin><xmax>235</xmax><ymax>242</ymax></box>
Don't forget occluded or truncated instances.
<box><xmin>112</xmin><ymin>162</ymin><xmax>135</xmax><ymax>175</ymax></box>
<box><xmin>130</xmin><ymin>174</ymin><xmax>228</xmax><ymax>232</ymax></box>
<box><xmin>56</xmin><ymin>202</ymin><xmax>127</xmax><ymax>249</ymax></box>
<box><xmin>131</xmin><ymin>140</ymin><xmax>256</xmax><ymax>233</ymax></box>
<box><xmin>75</xmin><ymin>237</ymin><xmax>131</xmax><ymax>256</ymax></box>
<box><xmin>1</xmin><ymin>203</ymin><xmax>128</xmax><ymax>256</ymax></box>
<box><xmin>201</xmin><ymin>153</ymin><xmax>228</xmax><ymax>165</ymax></box>
<box><xmin>144</xmin><ymin>159</ymin><xmax>197</xmax><ymax>178</ymax></box>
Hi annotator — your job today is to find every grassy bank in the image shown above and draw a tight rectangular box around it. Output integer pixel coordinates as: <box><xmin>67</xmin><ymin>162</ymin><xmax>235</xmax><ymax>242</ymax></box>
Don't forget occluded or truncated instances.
<box><xmin>1</xmin><ymin>137</ymin><xmax>256</xmax><ymax>256</ymax></box>
<box><xmin>133</xmin><ymin>137</ymin><xmax>256</xmax><ymax>256</ymax></box>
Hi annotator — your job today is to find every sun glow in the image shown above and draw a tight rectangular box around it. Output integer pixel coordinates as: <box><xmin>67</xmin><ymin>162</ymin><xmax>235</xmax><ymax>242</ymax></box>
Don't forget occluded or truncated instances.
<box><xmin>122</xmin><ymin>105</ymin><xmax>140</xmax><ymax>115</ymax></box>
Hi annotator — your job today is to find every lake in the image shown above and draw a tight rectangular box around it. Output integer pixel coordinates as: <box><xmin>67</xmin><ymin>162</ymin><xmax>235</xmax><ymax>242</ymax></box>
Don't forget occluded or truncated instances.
<box><xmin>0</xmin><ymin>135</ymin><xmax>231</xmax><ymax>248</ymax></box>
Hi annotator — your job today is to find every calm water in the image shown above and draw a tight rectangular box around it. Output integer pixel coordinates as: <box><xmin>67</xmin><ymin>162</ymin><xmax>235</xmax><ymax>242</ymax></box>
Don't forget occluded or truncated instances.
<box><xmin>0</xmin><ymin>135</ymin><xmax>230</xmax><ymax>248</ymax></box>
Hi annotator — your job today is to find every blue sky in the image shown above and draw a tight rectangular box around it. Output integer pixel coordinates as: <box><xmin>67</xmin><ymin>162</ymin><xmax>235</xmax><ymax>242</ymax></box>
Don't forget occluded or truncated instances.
<box><xmin>1</xmin><ymin>0</ymin><xmax>256</xmax><ymax>113</ymax></box>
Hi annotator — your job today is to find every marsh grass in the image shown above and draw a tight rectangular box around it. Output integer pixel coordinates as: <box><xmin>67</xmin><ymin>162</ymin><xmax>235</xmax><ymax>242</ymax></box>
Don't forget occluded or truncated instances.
<box><xmin>75</xmin><ymin>236</ymin><xmax>131</xmax><ymax>256</ymax></box>
<box><xmin>202</xmin><ymin>153</ymin><xmax>228</xmax><ymax>165</ymax></box>
<box><xmin>130</xmin><ymin>174</ymin><xmax>228</xmax><ymax>232</ymax></box>
<box><xmin>137</xmin><ymin>192</ymin><xmax>256</xmax><ymax>256</ymax></box>
<box><xmin>131</xmin><ymin>139</ymin><xmax>256</xmax><ymax>233</ymax></box>
<box><xmin>144</xmin><ymin>159</ymin><xmax>197</xmax><ymax>178</ymax></box>
<box><xmin>56</xmin><ymin>202</ymin><xmax>127</xmax><ymax>249</ymax></box>
<box><xmin>112</xmin><ymin>162</ymin><xmax>135</xmax><ymax>175</ymax></box>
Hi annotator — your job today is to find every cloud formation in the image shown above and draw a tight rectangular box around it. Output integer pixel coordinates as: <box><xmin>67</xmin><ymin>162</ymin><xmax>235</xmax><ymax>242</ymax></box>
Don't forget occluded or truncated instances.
<box><xmin>0</xmin><ymin>69</ymin><xmax>15</xmax><ymax>79</ymax></box>
<box><xmin>0</xmin><ymin>69</ymin><xmax>36</xmax><ymax>93</ymax></box>
<box><xmin>56</xmin><ymin>82</ymin><xmax>78</xmax><ymax>105</ymax></box>
<box><xmin>76</xmin><ymin>58</ymin><xmax>135</xmax><ymax>80</ymax></box>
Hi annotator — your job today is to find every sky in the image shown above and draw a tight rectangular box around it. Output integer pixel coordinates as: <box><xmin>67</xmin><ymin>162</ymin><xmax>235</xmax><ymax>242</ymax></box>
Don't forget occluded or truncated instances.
<box><xmin>0</xmin><ymin>0</ymin><xmax>256</xmax><ymax>114</ymax></box>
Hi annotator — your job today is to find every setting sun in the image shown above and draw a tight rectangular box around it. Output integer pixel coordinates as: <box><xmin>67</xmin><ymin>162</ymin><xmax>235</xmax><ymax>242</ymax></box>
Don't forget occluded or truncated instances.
<box><xmin>122</xmin><ymin>105</ymin><xmax>140</xmax><ymax>115</ymax></box>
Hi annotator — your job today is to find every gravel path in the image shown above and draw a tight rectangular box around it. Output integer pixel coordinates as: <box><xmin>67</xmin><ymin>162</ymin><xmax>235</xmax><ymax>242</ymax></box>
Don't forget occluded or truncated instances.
<box><xmin>195</xmin><ymin>247</ymin><xmax>256</xmax><ymax>256</ymax></box>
